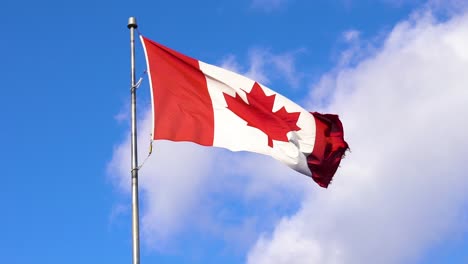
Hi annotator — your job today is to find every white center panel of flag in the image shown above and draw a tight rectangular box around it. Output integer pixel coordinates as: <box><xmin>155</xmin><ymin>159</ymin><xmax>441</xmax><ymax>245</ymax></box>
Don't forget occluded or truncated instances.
<box><xmin>199</xmin><ymin>61</ymin><xmax>316</xmax><ymax>175</ymax></box>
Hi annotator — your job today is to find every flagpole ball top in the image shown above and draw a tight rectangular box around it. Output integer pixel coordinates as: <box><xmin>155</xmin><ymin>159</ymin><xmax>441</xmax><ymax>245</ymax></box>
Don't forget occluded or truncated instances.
<box><xmin>127</xmin><ymin>17</ymin><xmax>138</xmax><ymax>29</ymax></box>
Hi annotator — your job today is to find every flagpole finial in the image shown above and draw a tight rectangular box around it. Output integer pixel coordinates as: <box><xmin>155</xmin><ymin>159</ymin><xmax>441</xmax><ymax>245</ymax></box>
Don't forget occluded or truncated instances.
<box><xmin>128</xmin><ymin>17</ymin><xmax>138</xmax><ymax>29</ymax></box>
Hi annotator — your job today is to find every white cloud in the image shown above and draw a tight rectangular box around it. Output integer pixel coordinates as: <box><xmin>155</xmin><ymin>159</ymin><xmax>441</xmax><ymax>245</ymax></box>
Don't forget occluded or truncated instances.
<box><xmin>245</xmin><ymin>49</ymin><xmax>272</xmax><ymax>84</ymax></box>
<box><xmin>220</xmin><ymin>54</ymin><xmax>243</xmax><ymax>73</ymax></box>
<box><xmin>247</xmin><ymin>10</ymin><xmax>468</xmax><ymax>264</ymax></box>
<box><xmin>269</xmin><ymin>51</ymin><xmax>305</xmax><ymax>88</ymax></box>
<box><xmin>220</xmin><ymin>48</ymin><xmax>305</xmax><ymax>89</ymax></box>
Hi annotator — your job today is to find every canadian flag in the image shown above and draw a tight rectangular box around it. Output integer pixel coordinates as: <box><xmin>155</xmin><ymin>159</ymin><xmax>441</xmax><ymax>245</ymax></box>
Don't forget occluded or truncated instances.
<box><xmin>140</xmin><ymin>36</ymin><xmax>348</xmax><ymax>188</ymax></box>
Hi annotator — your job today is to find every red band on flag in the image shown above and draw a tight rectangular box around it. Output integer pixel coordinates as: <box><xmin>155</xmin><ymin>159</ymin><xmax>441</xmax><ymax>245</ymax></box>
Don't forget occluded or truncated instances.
<box><xmin>308</xmin><ymin>113</ymin><xmax>349</xmax><ymax>188</ymax></box>
<box><xmin>142</xmin><ymin>37</ymin><xmax>215</xmax><ymax>146</ymax></box>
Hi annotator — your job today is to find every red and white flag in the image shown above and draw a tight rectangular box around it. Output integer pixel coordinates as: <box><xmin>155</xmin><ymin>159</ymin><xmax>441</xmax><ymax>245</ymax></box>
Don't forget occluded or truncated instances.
<box><xmin>140</xmin><ymin>36</ymin><xmax>348</xmax><ymax>188</ymax></box>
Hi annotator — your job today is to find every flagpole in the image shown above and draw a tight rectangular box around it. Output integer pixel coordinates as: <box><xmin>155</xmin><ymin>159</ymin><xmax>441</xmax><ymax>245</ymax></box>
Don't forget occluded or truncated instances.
<box><xmin>128</xmin><ymin>16</ymin><xmax>140</xmax><ymax>264</ymax></box>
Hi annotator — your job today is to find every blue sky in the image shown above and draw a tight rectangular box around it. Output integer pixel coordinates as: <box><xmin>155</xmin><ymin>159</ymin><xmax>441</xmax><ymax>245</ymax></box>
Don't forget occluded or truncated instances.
<box><xmin>2</xmin><ymin>0</ymin><xmax>468</xmax><ymax>263</ymax></box>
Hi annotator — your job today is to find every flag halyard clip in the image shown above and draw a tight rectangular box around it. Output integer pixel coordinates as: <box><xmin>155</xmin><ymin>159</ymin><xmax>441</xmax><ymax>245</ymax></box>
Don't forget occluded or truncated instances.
<box><xmin>131</xmin><ymin>70</ymin><xmax>147</xmax><ymax>91</ymax></box>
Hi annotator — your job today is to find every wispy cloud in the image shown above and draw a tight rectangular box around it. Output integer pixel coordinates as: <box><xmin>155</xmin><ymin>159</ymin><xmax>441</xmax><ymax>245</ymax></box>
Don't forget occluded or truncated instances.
<box><xmin>108</xmin><ymin>203</ymin><xmax>129</xmax><ymax>228</ymax></box>
<box><xmin>342</xmin><ymin>29</ymin><xmax>361</xmax><ymax>43</ymax></box>
<box><xmin>247</xmin><ymin>10</ymin><xmax>468</xmax><ymax>264</ymax></box>
<box><xmin>220</xmin><ymin>47</ymin><xmax>306</xmax><ymax>90</ymax></box>
<box><xmin>220</xmin><ymin>54</ymin><xmax>243</xmax><ymax>73</ymax></box>
<box><xmin>113</xmin><ymin>108</ymin><xmax>129</xmax><ymax>123</ymax></box>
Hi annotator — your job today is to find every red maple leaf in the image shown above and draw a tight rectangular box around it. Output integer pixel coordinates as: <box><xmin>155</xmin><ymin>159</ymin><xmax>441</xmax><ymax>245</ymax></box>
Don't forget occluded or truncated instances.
<box><xmin>223</xmin><ymin>82</ymin><xmax>301</xmax><ymax>147</ymax></box>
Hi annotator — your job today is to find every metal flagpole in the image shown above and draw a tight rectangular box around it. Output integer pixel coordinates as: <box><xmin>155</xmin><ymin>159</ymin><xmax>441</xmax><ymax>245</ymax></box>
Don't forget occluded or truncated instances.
<box><xmin>127</xmin><ymin>16</ymin><xmax>140</xmax><ymax>264</ymax></box>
